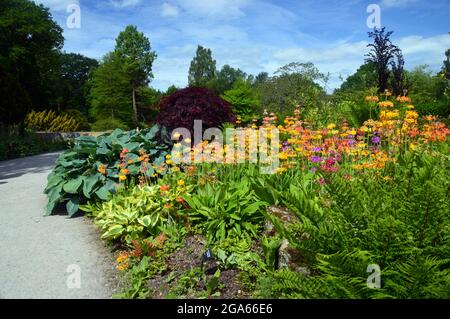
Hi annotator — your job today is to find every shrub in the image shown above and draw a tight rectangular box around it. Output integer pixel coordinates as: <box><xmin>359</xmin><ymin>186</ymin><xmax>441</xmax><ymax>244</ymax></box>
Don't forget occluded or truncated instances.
<box><xmin>62</xmin><ymin>109</ymin><xmax>91</xmax><ymax>131</ymax></box>
<box><xmin>156</xmin><ymin>87</ymin><xmax>236</xmax><ymax>135</ymax></box>
<box><xmin>222</xmin><ymin>79</ymin><xmax>260</xmax><ymax>125</ymax></box>
<box><xmin>25</xmin><ymin>110</ymin><xmax>80</xmax><ymax>132</ymax></box>
<box><xmin>0</xmin><ymin>128</ymin><xmax>67</xmax><ymax>161</ymax></box>
<box><xmin>183</xmin><ymin>179</ymin><xmax>266</xmax><ymax>242</ymax></box>
<box><xmin>44</xmin><ymin>125</ymin><xmax>172</xmax><ymax>217</ymax></box>
<box><xmin>91</xmin><ymin>118</ymin><xmax>129</xmax><ymax>131</ymax></box>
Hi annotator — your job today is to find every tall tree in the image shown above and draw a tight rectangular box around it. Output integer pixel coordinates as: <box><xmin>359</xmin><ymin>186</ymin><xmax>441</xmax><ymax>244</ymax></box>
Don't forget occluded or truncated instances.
<box><xmin>439</xmin><ymin>49</ymin><xmax>450</xmax><ymax>80</ymax></box>
<box><xmin>365</xmin><ymin>27</ymin><xmax>400</xmax><ymax>93</ymax></box>
<box><xmin>0</xmin><ymin>0</ymin><xmax>63</xmax><ymax>127</ymax></box>
<box><xmin>337</xmin><ymin>62</ymin><xmax>378</xmax><ymax>93</ymax></box>
<box><xmin>222</xmin><ymin>78</ymin><xmax>260</xmax><ymax>124</ymax></box>
<box><xmin>256</xmin><ymin>62</ymin><xmax>328</xmax><ymax>116</ymax></box>
<box><xmin>390</xmin><ymin>51</ymin><xmax>407</xmax><ymax>96</ymax></box>
<box><xmin>89</xmin><ymin>53</ymin><xmax>133</xmax><ymax>125</ymax></box>
<box><xmin>114</xmin><ymin>25</ymin><xmax>157</xmax><ymax>125</ymax></box>
<box><xmin>188</xmin><ymin>45</ymin><xmax>216</xmax><ymax>87</ymax></box>
<box><xmin>54</xmin><ymin>52</ymin><xmax>98</xmax><ymax>113</ymax></box>
<box><xmin>213</xmin><ymin>64</ymin><xmax>246</xmax><ymax>94</ymax></box>
<box><xmin>253</xmin><ymin>72</ymin><xmax>270</xmax><ymax>86</ymax></box>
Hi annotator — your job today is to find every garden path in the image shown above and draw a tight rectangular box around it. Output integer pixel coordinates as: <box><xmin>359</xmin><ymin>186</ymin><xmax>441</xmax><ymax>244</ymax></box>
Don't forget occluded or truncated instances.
<box><xmin>0</xmin><ymin>152</ymin><xmax>118</xmax><ymax>299</ymax></box>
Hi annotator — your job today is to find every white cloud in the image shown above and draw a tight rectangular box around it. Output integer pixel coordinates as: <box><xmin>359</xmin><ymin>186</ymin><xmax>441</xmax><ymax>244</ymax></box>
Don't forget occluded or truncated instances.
<box><xmin>398</xmin><ymin>34</ymin><xmax>450</xmax><ymax>67</ymax></box>
<box><xmin>33</xmin><ymin>0</ymin><xmax>79</xmax><ymax>11</ymax></box>
<box><xmin>380</xmin><ymin>0</ymin><xmax>418</xmax><ymax>8</ymax></box>
<box><xmin>175</xmin><ymin>0</ymin><xmax>250</xmax><ymax>18</ymax></box>
<box><xmin>151</xmin><ymin>33</ymin><xmax>449</xmax><ymax>92</ymax></box>
<box><xmin>161</xmin><ymin>2</ymin><xmax>180</xmax><ymax>17</ymax></box>
<box><xmin>110</xmin><ymin>0</ymin><xmax>141</xmax><ymax>9</ymax></box>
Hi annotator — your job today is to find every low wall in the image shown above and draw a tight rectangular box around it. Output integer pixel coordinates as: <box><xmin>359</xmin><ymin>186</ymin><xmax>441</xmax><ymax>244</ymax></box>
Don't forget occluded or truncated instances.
<box><xmin>34</xmin><ymin>131</ymin><xmax>110</xmax><ymax>142</ymax></box>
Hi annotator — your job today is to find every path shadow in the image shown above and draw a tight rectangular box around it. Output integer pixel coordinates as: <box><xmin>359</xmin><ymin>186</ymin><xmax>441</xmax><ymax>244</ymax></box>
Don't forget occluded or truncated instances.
<box><xmin>0</xmin><ymin>152</ymin><xmax>62</xmax><ymax>181</ymax></box>
<box><xmin>49</xmin><ymin>202</ymin><xmax>85</xmax><ymax>219</ymax></box>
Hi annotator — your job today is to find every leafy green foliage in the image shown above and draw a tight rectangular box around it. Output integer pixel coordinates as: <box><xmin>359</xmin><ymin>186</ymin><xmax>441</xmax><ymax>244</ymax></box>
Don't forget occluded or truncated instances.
<box><xmin>115</xmin><ymin>224</ymin><xmax>185</xmax><ymax>299</ymax></box>
<box><xmin>258</xmin><ymin>150</ymin><xmax>450</xmax><ymax>299</ymax></box>
<box><xmin>0</xmin><ymin>127</ymin><xmax>67</xmax><ymax>161</ymax></box>
<box><xmin>222</xmin><ymin>78</ymin><xmax>261</xmax><ymax>124</ymax></box>
<box><xmin>115</xmin><ymin>25</ymin><xmax>157</xmax><ymax>124</ymax></box>
<box><xmin>184</xmin><ymin>180</ymin><xmax>266</xmax><ymax>242</ymax></box>
<box><xmin>407</xmin><ymin>65</ymin><xmax>450</xmax><ymax>117</ymax></box>
<box><xmin>188</xmin><ymin>45</ymin><xmax>216</xmax><ymax>88</ymax></box>
<box><xmin>91</xmin><ymin>118</ymin><xmax>129</xmax><ymax>131</ymax></box>
<box><xmin>81</xmin><ymin>185</ymin><xmax>167</xmax><ymax>243</ymax></box>
<box><xmin>255</xmin><ymin>62</ymin><xmax>328</xmax><ymax>117</ymax></box>
<box><xmin>336</xmin><ymin>62</ymin><xmax>378</xmax><ymax>95</ymax></box>
<box><xmin>0</xmin><ymin>0</ymin><xmax>64</xmax><ymax>126</ymax></box>
<box><xmin>212</xmin><ymin>64</ymin><xmax>247</xmax><ymax>94</ymax></box>
<box><xmin>89</xmin><ymin>53</ymin><xmax>134</xmax><ymax>126</ymax></box>
<box><xmin>44</xmin><ymin>125</ymin><xmax>171</xmax><ymax>216</ymax></box>
<box><xmin>55</xmin><ymin>52</ymin><xmax>99</xmax><ymax>114</ymax></box>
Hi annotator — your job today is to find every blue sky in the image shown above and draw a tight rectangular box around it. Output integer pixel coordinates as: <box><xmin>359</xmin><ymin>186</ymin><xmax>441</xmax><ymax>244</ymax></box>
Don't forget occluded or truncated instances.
<box><xmin>34</xmin><ymin>0</ymin><xmax>450</xmax><ymax>91</ymax></box>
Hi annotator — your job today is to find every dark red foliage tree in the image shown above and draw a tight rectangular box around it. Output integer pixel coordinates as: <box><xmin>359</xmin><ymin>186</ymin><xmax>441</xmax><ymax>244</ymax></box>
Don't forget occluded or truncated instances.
<box><xmin>156</xmin><ymin>87</ymin><xmax>236</xmax><ymax>134</ymax></box>
<box><xmin>365</xmin><ymin>27</ymin><xmax>400</xmax><ymax>93</ymax></box>
<box><xmin>390</xmin><ymin>51</ymin><xmax>407</xmax><ymax>96</ymax></box>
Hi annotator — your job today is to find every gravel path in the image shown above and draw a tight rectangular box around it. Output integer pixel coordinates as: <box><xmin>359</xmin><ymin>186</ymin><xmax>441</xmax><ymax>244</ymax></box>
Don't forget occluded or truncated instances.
<box><xmin>0</xmin><ymin>152</ymin><xmax>118</xmax><ymax>299</ymax></box>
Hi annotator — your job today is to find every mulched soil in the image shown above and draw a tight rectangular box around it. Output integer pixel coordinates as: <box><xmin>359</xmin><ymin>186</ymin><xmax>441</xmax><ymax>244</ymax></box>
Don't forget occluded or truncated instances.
<box><xmin>147</xmin><ymin>234</ymin><xmax>250</xmax><ymax>299</ymax></box>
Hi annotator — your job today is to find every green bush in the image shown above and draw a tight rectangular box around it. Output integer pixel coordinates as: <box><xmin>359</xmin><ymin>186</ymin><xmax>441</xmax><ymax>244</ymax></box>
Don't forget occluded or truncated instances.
<box><xmin>91</xmin><ymin>118</ymin><xmax>129</xmax><ymax>131</ymax></box>
<box><xmin>0</xmin><ymin>130</ymin><xmax>67</xmax><ymax>161</ymax></box>
<box><xmin>222</xmin><ymin>78</ymin><xmax>261</xmax><ymax>125</ymax></box>
<box><xmin>44</xmin><ymin>125</ymin><xmax>172</xmax><ymax>217</ymax></box>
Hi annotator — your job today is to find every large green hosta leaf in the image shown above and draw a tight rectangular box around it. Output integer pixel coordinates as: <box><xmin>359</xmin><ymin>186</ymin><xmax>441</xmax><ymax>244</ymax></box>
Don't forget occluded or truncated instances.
<box><xmin>63</xmin><ymin>176</ymin><xmax>84</xmax><ymax>194</ymax></box>
<box><xmin>82</xmin><ymin>174</ymin><xmax>102</xmax><ymax>198</ymax></box>
<box><xmin>66</xmin><ymin>197</ymin><xmax>80</xmax><ymax>217</ymax></box>
<box><xmin>44</xmin><ymin>125</ymin><xmax>172</xmax><ymax>217</ymax></box>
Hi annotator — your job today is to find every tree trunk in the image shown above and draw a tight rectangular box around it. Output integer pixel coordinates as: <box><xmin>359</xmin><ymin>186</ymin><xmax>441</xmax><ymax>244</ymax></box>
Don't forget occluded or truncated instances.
<box><xmin>132</xmin><ymin>82</ymin><xmax>138</xmax><ymax>126</ymax></box>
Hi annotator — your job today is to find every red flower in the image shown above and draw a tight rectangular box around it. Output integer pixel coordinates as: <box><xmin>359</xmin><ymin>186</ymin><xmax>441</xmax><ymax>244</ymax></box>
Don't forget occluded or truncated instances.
<box><xmin>160</xmin><ymin>185</ymin><xmax>170</xmax><ymax>192</ymax></box>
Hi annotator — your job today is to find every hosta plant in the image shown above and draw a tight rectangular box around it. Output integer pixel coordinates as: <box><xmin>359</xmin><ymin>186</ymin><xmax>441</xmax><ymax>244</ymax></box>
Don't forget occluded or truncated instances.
<box><xmin>81</xmin><ymin>186</ymin><xmax>164</xmax><ymax>244</ymax></box>
<box><xmin>81</xmin><ymin>182</ymin><xmax>191</xmax><ymax>244</ymax></box>
<box><xmin>44</xmin><ymin>125</ymin><xmax>172</xmax><ymax>217</ymax></box>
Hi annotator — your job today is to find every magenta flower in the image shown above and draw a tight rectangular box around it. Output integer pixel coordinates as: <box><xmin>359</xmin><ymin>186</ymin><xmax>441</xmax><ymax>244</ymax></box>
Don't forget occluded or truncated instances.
<box><xmin>310</xmin><ymin>156</ymin><xmax>322</xmax><ymax>163</ymax></box>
